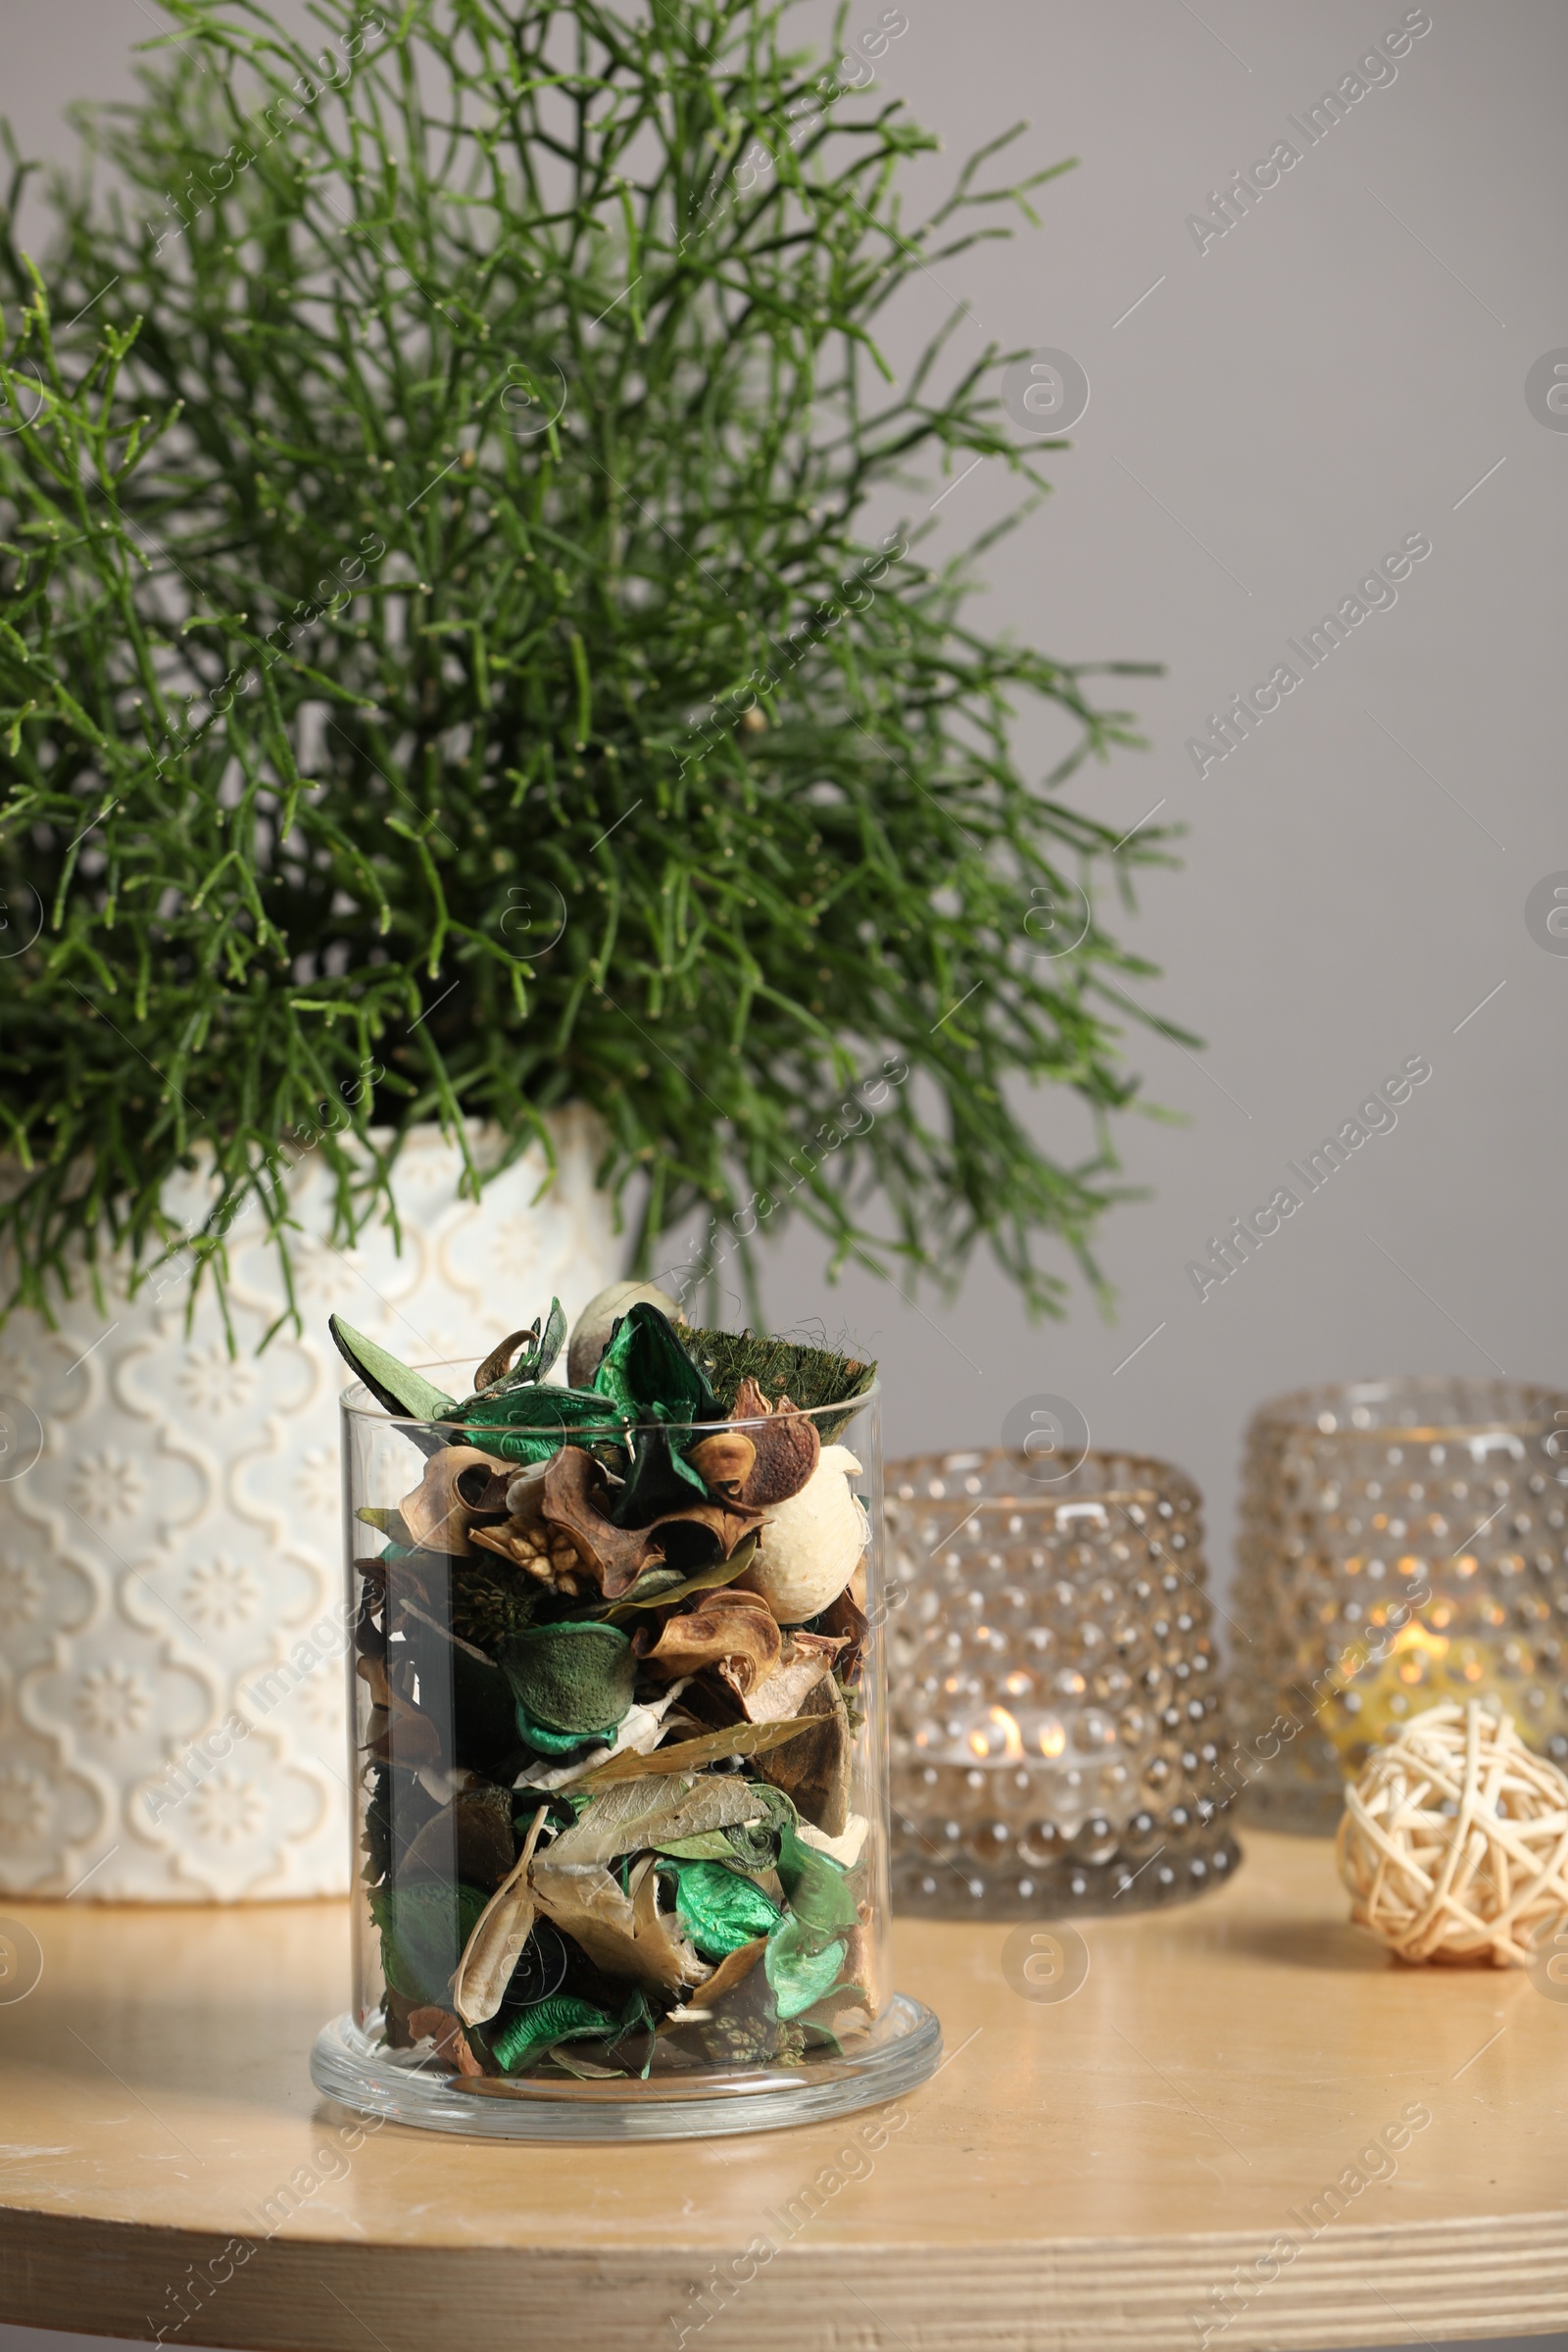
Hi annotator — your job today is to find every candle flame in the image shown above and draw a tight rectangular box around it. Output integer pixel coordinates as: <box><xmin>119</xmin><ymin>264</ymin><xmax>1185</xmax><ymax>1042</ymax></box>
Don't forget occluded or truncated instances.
<box><xmin>987</xmin><ymin>1705</ymin><xmax>1025</xmax><ymax>1760</ymax></box>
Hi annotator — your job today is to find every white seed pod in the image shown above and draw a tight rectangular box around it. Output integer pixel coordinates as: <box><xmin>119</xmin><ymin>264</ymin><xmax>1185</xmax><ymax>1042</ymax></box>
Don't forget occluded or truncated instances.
<box><xmin>734</xmin><ymin>1446</ymin><xmax>869</xmax><ymax>1626</ymax></box>
<box><xmin>565</xmin><ymin>1280</ymin><xmax>687</xmax><ymax>1388</ymax></box>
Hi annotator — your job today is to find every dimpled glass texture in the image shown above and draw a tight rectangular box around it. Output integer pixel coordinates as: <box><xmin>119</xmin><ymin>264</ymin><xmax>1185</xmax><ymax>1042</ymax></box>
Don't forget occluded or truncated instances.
<box><xmin>1228</xmin><ymin>1377</ymin><xmax>1568</xmax><ymax>1833</ymax></box>
<box><xmin>886</xmin><ymin>1448</ymin><xmax>1241</xmax><ymax>1918</ymax></box>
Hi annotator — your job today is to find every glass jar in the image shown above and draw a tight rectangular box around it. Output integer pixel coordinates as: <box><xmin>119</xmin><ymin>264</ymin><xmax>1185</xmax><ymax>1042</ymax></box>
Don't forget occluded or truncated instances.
<box><xmin>311</xmin><ymin>1368</ymin><xmax>938</xmax><ymax>2136</ymax></box>
<box><xmin>1229</xmin><ymin>1375</ymin><xmax>1568</xmax><ymax>1832</ymax></box>
<box><xmin>885</xmin><ymin>1446</ymin><xmax>1240</xmax><ymax>1916</ymax></box>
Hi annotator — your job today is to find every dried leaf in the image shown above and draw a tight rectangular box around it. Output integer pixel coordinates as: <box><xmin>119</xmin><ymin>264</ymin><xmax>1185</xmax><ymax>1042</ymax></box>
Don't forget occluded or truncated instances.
<box><xmin>451</xmin><ymin>1804</ymin><xmax>550</xmax><ymax>2027</ymax></box>
<box><xmin>734</xmin><ymin>1638</ymin><xmax>840</xmax><ymax>1723</ymax></box>
<box><xmin>531</xmin><ymin>1856</ymin><xmax>708</xmax><ymax>1996</ymax></box>
<box><xmin>543</xmin><ymin>1772</ymin><xmax>771</xmax><ymax>1866</ymax></box>
<box><xmin>574</xmin><ymin>1715</ymin><xmax>817</xmax><ymax>1788</ymax></box>
<box><xmin>765</xmin><ymin>1916</ymin><xmax>848</xmax><ymax>2021</ymax></box>
<box><xmin>330</xmin><ymin>1316</ymin><xmax>459</xmax><ymax>1424</ymax></box>
<box><xmin>368</xmin><ymin>1880</ymin><xmax>491</xmax><ymax>2008</ymax></box>
<box><xmin>664</xmin><ymin>1858</ymin><xmax>782</xmax><ymax>1957</ymax></box>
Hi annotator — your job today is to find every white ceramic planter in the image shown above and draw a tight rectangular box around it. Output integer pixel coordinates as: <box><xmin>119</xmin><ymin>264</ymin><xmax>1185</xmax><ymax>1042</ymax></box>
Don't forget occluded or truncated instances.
<box><xmin>0</xmin><ymin>1111</ymin><xmax>620</xmax><ymax>1902</ymax></box>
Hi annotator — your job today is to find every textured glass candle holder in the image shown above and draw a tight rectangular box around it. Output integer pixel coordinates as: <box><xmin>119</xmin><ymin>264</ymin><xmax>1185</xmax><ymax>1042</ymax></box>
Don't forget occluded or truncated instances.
<box><xmin>1228</xmin><ymin>1377</ymin><xmax>1568</xmax><ymax>1834</ymax></box>
<box><xmin>886</xmin><ymin>1448</ymin><xmax>1240</xmax><ymax>1917</ymax></box>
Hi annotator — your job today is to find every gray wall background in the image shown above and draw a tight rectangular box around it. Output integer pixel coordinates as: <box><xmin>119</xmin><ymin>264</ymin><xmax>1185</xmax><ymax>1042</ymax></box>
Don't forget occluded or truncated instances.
<box><xmin>3</xmin><ymin>0</ymin><xmax>1563</xmax><ymax>1597</ymax></box>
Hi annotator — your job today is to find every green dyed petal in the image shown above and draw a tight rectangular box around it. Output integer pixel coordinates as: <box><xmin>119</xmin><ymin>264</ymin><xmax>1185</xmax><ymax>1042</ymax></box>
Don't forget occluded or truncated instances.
<box><xmin>592</xmin><ymin>1302</ymin><xmax>717</xmax><ymax>1424</ymax></box>
<box><xmin>488</xmin><ymin>1982</ymin><xmax>659</xmax><ymax>2076</ymax></box>
<box><xmin>777</xmin><ymin>1827</ymin><xmax>859</xmax><ymax>1934</ymax></box>
<box><xmin>500</xmin><ymin>1619</ymin><xmax>636</xmax><ymax>1736</ymax></box>
<box><xmin>455</xmin><ymin>1382</ymin><xmax>628</xmax><ymax>1443</ymax></box>
<box><xmin>513</xmin><ymin>1702</ymin><xmax>620</xmax><ymax>1756</ymax></box>
<box><xmin>666</xmin><ymin>1859</ymin><xmax>782</xmax><ymax>1957</ymax></box>
<box><xmin>764</xmin><ymin>1916</ymin><xmax>848</xmax><ymax>2021</ymax></box>
<box><xmin>489</xmin><ymin>1992</ymin><xmax>613</xmax><ymax>2074</ymax></box>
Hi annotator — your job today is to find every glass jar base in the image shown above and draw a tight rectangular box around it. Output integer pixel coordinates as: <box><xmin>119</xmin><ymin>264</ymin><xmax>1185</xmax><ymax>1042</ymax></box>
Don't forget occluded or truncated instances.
<box><xmin>311</xmin><ymin>1994</ymin><xmax>942</xmax><ymax>2140</ymax></box>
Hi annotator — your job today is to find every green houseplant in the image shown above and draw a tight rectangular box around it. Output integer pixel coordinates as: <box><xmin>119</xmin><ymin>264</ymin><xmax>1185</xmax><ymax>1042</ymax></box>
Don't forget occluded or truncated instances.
<box><xmin>0</xmin><ymin>0</ymin><xmax>1182</xmax><ymax>1333</ymax></box>
<box><xmin>0</xmin><ymin>0</ymin><xmax>1191</xmax><ymax>1909</ymax></box>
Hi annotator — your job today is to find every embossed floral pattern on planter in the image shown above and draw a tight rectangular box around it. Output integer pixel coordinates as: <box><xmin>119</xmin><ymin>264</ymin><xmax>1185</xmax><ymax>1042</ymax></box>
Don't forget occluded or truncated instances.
<box><xmin>0</xmin><ymin>1111</ymin><xmax>618</xmax><ymax>1902</ymax></box>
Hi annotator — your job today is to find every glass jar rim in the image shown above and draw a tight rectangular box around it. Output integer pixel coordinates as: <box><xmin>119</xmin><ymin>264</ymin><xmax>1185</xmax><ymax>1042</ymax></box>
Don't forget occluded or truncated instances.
<box><xmin>1247</xmin><ymin>1374</ymin><xmax>1568</xmax><ymax>1441</ymax></box>
<box><xmin>337</xmin><ymin>1362</ymin><xmax>879</xmax><ymax>1434</ymax></box>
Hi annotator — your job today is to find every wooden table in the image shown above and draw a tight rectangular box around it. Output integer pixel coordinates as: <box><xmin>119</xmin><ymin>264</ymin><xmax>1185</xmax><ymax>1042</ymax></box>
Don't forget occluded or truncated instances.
<box><xmin>1</xmin><ymin>1831</ymin><xmax>1564</xmax><ymax>2352</ymax></box>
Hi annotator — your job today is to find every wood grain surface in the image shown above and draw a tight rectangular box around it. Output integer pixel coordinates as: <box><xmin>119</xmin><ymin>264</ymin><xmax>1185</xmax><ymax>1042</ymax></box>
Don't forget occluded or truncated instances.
<box><xmin>1</xmin><ymin>1832</ymin><xmax>1564</xmax><ymax>2350</ymax></box>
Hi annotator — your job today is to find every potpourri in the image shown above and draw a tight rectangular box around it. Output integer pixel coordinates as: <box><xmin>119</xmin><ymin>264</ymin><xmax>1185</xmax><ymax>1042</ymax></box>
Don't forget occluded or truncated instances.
<box><xmin>334</xmin><ymin>1287</ymin><xmax>879</xmax><ymax>2081</ymax></box>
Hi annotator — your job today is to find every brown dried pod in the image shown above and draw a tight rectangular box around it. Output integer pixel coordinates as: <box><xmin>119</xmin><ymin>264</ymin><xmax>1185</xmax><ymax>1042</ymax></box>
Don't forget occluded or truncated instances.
<box><xmin>685</xmin><ymin>1430</ymin><xmax>757</xmax><ymax>1498</ymax></box>
<box><xmin>530</xmin><ymin>1855</ymin><xmax>709</xmax><ymax>1997</ymax></box>
<box><xmin>399</xmin><ymin>1446</ymin><xmax>512</xmax><ymax>1555</ymax></box>
<box><xmin>727</xmin><ymin>1378</ymin><xmax>820</xmax><ymax>1508</ymax></box>
<box><xmin>472</xmin><ymin>1328</ymin><xmax>538</xmax><ymax>1394</ymax></box>
<box><xmin>470</xmin><ymin>1518</ymin><xmax>585</xmax><ymax>1593</ymax></box>
<box><xmin>634</xmin><ymin>1588</ymin><xmax>782</xmax><ymax>1692</ymax></box>
<box><xmin>541</xmin><ymin>1446</ymin><xmax>762</xmax><ymax>1601</ymax></box>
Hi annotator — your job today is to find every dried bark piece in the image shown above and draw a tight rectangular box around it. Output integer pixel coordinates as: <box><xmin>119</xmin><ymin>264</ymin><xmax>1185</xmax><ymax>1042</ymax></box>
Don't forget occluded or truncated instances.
<box><xmin>405</xmin><ymin>2004</ymin><xmax>485</xmax><ymax>2076</ymax></box>
<box><xmin>451</xmin><ymin>1804</ymin><xmax>550</xmax><ymax>2027</ymax></box>
<box><xmin>634</xmin><ymin>1589</ymin><xmax>782</xmax><ymax>1692</ymax></box>
<box><xmin>758</xmin><ymin>1672</ymin><xmax>852</xmax><ymax>1836</ymax></box>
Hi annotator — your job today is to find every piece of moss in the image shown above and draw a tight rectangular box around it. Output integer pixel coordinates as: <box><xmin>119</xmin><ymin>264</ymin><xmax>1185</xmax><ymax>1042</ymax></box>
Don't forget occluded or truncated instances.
<box><xmin>681</xmin><ymin>1327</ymin><xmax>877</xmax><ymax>1420</ymax></box>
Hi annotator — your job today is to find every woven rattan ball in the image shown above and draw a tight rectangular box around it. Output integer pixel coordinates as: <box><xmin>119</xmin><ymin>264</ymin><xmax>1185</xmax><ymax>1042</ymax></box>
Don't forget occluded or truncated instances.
<box><xmin>1338</xmin><ymin>1700</ymin><xmax>1568</xmax><ymax>1966</ymax></box>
